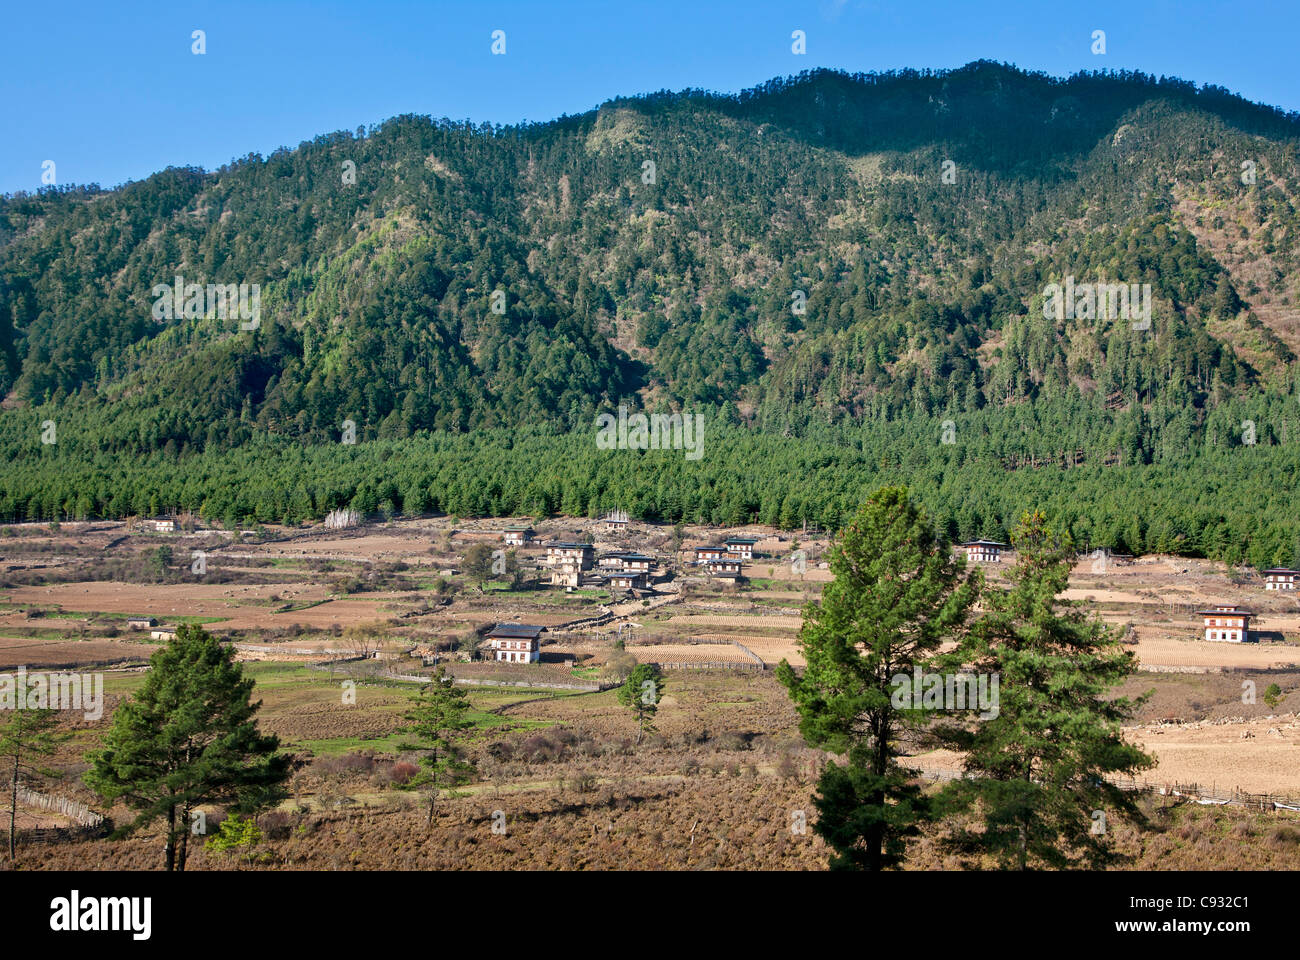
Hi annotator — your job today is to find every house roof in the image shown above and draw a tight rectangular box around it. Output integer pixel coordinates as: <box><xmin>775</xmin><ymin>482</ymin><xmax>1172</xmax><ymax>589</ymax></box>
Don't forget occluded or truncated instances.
<box><xmin>1196</xmin><ymin>607</ymin><xmax>1255</xmax><ymax>617</ymax></box>
<box><xmin>1262</xmin><ymin>568</ymin><xmax>1299</xmax><ymax>575</ymax></box>
<box><xmin>961</xmin><ymin>540</ymin><xmax>1006</xmax><ymax>548</ymax></box>
<box><xmin>725</xmin><ymin>537</ymin><xmax>759</xmax><ymax>545</ymax></box>
<box><xmin>487</xmin><ymin>623</ymin><xmax>548</xmax><ymax>639</ymax></box>
<box><xmin>547</xmin><ymin>541</ymin><xmax>593</xmax><ymax>550</ymax></box>
<box><xmin>618</xmin><ymin>553</ymin><xmax>655</xmax><ymax>562</ymax></box>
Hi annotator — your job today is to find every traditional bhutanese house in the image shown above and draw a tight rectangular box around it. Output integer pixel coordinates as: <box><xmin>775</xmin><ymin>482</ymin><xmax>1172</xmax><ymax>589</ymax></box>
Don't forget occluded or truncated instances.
<box><xmin>1197</xmin><ymin>604</ymin><xmax>1254</xmax><ymax>643</ymax></box>
<box><xmin>597</xmin><ymin>552</ymin><xmax>630</xmax><ymax>570</ymax></box>
<box><xmin>693</xmin><ymin>545</ymin><xmax>728</xmax><ymax>563</ymax></box>
<box><xmin>603</xmin><ymin>571</ymin><xmax>649</xmax><ymax>591</ymax></box>
<box><xmin>550</xmin><ymin>561</ymin><xmax>581</xmax><ymax>588</ymax></box>
<box><xmin>603</xmin><ymin>510</ymin><xmax>629</xmax><ymax>533</ymax></box>
<box><xmin>960</xmin><ymin>540</ymin><xmax>1006</xmax><ymax>563</ymax></box>
<box><xmin>150</xmin><ymin>519</ymin><xmax>176</xmax><ymax>533</ymax></box>
<box><xmin>1263</xmin><ymin>568</ymin><xmax>1299</xmax><ymax>591</ymax></box>
<box><xmin>487</xmin><ymin>623</ymin><xmax>547</xmax><ymax>663</ymax></box>
<box><xmin>502</xmin><ymin>526</ymin><xmax>533</xmax><ymax>546</ymax></box>
<box><xmin>546</xmin><ymin>542</ymin><xmax>594</xmax><ymax>570</ymax></box>
<box><xmin>702</xmin><ymin>561</ymin><xmax>743</xmax><ymax>582</ymax></box>
<box><xmin>127</xmin><ymin>616</ymin><xmax>156</xmax><ymax>630</ymax></box>
<box><xmin>724</xmin><ymin>537</ymin><xmax>758</xmax><ymax>560</ymax></box>
<box><xmin>701</xmin><ymin>557</ymin><xmax>744</xmax><ymax>577</ymax></box>
<box><xmin>618</xmin><ymin>553</ymin><xmax>655</xmax><ymax>574</ymax></box>
<box><xmin>150</xmin><ymin>629</ymin><xmax>177</xmax><ymax>642</ymax></box>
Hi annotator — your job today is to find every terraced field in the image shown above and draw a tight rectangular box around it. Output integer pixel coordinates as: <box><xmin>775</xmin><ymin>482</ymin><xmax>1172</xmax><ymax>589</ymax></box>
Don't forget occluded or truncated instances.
<box><xmin>0</xmin><ymin>635</ymin><xmax>157</xmax><ymax>669</ymax></box>
<box><xmin>629</xmin><ymin>642</ymin><xmax>758</xmax><ymax>665</ymax></box>
<box><xmin>658</xmin><ymin>614</ymin><xmax>803</xmax><ymax>630</ymax></box>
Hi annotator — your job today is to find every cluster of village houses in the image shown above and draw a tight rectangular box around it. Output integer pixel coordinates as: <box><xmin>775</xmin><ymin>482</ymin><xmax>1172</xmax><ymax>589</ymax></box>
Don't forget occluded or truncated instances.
<box><xmin>125</xmin><ymin>518</ymin><xmax>1300</xmax><ymax>661</ymax></box>
<box><xmin>502</xmin><ymin>513</ymin><xmax>759</xmax><ymax>595</ymax></box>
<box><xmin>485</xmin><ymin>514</ymin><xmax>766</xmax><ymax>662</ymax></box>
<box><xmin>485</xmin><ymin>533</ymin><xmax>1297</xmax><ymax>662</ymax></box>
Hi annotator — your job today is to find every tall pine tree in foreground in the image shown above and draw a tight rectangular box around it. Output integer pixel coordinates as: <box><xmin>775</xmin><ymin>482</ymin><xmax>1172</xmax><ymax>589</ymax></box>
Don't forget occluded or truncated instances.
<box><xmin>85</xmin><ymin>624</ymin><xmax>290</xmax><ymax>871</ymax></box>
<box><xmin>935</xmin><ymin>511</ymin><xmax>1154</xmax><ymax>869</ymax></box>
<box><xmin>777</xmin><ymin>487</ymin><xmax>978</xmax><ymax>870</ymax></box>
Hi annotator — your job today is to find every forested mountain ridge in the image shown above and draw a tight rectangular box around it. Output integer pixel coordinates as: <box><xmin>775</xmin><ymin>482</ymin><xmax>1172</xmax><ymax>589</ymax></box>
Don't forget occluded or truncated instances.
<box><xmin>2</xmin><ymin>61</ymin><xmax>1300</xmax><ymax>561</ymax></box>
<box><xmin>5</xmin><ymin>60</ymin><xmax>1300</xmax><ymax>444</ymax></box>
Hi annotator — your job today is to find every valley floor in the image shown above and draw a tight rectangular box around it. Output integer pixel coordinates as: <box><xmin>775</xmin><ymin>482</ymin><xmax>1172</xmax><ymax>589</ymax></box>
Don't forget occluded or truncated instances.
<box><xmin>2</xmin><ymin>516</ymin><xmax>1299</xmax><ymax>869</ymax></box>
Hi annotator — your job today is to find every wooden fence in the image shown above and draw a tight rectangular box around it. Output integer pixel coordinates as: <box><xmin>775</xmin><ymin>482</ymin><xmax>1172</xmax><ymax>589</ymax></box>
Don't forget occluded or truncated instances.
<box><xmin>444</xmin><ymin>676</ymin><xmax>607</xmax><ymax>692</ymax></box>
<box><xmin>15</xmin><ymin>785</ymin><xmax>105</xmax><ymax>827</ymax></box>
<box><xmin>21</xmin><ymin>823</ymin><xmax>111</xmax><ymax>844</ymax></box>
<box><xmin>358</xmin><ymin>668</ymin><xmax>612</xmax><ymax>692</ymax></box>
<box><xmin>1115</xmin><ymin>778</ymin><xmax>1300</xmax><ymax>813</ymax></box>
<box><xmin>909</xmin><ymin>765</ymin><xmax>1300</xmax><ymax>813</ymax></box>
<box><xmin>648</xmin><ymin>660</ymin><xmax>767</xmax><ymax>672</ymax></box>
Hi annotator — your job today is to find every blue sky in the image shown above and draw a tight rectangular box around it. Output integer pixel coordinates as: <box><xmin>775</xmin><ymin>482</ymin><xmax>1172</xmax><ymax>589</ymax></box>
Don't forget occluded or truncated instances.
<box><xmin>3</xmin><ymin>0</ymin><xmax>1297</xmax><ymax>195</ymax></box>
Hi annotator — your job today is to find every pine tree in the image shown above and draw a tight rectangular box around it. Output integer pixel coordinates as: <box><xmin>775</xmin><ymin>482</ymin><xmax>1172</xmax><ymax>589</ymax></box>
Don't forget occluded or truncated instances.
<box><xmin>936</xmin><ymin>511</ymin><xmax>1155</xmax><ymax>869</ymax></box>
<box><xmin>0</xmin><ymin>708</ymin><xmax>68</xmax><ymax>862</ymax></box>
<box><xmin>617</xmin><ymin>663</ymin><xmax>665</xmax><ymax>745</ymax></box>
<box><xmin>402</xmin><ymin>669</ymin><xmax>476</xmax><ymax>827</ymax></box>
<box><xmin>777</xmin><ymin>487</ymin><xmax>979</xmax><ymax>870</ymax></box>
<box><xmin>204</xmin><ymin>813</ymin><xmax>263</xmax><ymax>869</ymax></box>
<box><xmin>84</xmin><ymin>624</ymin><xmax>290</xmax><ymax>871</ymax></box>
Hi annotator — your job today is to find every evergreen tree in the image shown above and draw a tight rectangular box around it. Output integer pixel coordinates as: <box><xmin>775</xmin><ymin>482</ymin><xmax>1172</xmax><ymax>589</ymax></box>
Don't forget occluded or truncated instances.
<box><xmin>617</xmin><ymin>663</ymin><xmax>665</xmax><ymax>745</ymax></box>
<box><xmin>0</xmin><ymin>708</ymin><xmax>68</xmax><ymax>862</ymax></box>
<box><xmin>936</xmin><ymin>511</ymin><xmax>1155</xmax><ymax>869</ymax></box>
<box><xmin>84</xmin><ymin>624</ymin><xmax>290</xmax><ymax>871</ymax></box>
<box><xmin>204</xmin><ymin>813</ymin><xmax>264</xmax><ymax>869</ymax></box>
<box><xmin>777</xmin><ymin>486</ymin><xmax>979</xmax><ymax>870</ymax></box>
<box><xmin>402</xmin><ymin>669</ymin><xmax>476</xmax><ymax>827</ymax></box>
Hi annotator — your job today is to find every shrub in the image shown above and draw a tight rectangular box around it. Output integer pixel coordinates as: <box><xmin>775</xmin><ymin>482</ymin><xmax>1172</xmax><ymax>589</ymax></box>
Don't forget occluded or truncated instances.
<box><xmin>1265</xmin><ymin>825</ymin><xmax>1300</xmax><ymax>850</ymax></box>
<box><xmin>258</xmin><ymin>811</ymin><xmax>295</xmax><ymax>840</ymax></box>
<box><xmin>776</xmin><ymin>752</ymin><xmax>799</xmax><ymax>780</ymax></box>
<box><xmin>712</xmin><ymin>730</ymin><xmax>751</xmax><ymax>751</ymax></box>
<box><xmin>310</xmin><ymin>750</ymin><xmax>376</xmax><ymax>779</ymax></box>
<box><xmin>517</xmin><ymin>730</ymin><xmax>580</xmax><ymax>763</ymax></box>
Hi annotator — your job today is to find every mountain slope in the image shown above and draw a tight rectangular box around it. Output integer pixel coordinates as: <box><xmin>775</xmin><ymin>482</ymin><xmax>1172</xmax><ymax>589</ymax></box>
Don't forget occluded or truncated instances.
<box><xmin>4</xmin><ymin>62</ymin><xmax>1300</xmax><ymax>456</ymax></box>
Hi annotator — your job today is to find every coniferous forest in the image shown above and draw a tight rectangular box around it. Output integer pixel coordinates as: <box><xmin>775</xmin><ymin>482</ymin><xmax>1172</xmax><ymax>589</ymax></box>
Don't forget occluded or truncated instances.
<box><xmin>3</xmin><ymin>61</ymin><xmax>1300</xmax><ymax>563</ymax></box>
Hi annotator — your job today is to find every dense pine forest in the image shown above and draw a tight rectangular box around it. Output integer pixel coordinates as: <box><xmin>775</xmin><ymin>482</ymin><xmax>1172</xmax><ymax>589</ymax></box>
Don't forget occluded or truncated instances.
<box><xmin>2</xmin><ymin>61</ymin><xmax>1299</xmax><ymax>562</ymax></box>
